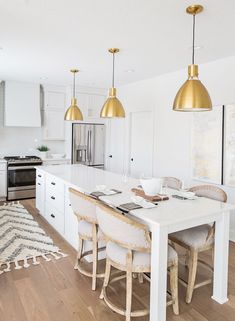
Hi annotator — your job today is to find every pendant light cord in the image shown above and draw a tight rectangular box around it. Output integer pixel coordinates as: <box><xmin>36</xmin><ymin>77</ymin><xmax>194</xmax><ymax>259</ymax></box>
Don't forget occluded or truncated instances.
<box><xmin>73</xmin><ymin>72</ymin><xmax>76</xmax><ymax>98</ymax></box>
<box><xmin>192</xmin><ymin>14</ymin><xmax>196</xmax><ymax>65</ymax></box>
<box><xmin>112</xmin><ymin>52</ymin><xmax>115</xmax><ymax>88</ymax></box>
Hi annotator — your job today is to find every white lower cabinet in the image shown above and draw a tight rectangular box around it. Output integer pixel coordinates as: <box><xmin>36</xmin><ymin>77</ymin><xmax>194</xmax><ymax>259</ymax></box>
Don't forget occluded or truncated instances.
<box><xmin>45</xmin><ymin>202</ymin><xmax>64</xmax><ymax>235</ymax></box>
<box><xmin>35</xmin><ymin>170</ymin><xmax>105</xmax><ymax>260</ymax></box>
<box><xmin>0</xmin><ymin>164</ymin><xmax>7</xmax><ymax>200</ymax></box>
<box><xmin>64</xmin><ymin>190</ymin><xmax>78</xmax><ymax>249</ymax></box>
<box><xmin>46</xmin><ymin>174</ymin><xmax>65</xmax><ymax>195</ymax></box>
<box><xmin>46</xmin><ymin>189</ymin><xmax>65</xmax><ymax>213</ymax></box>
<box><xmin>36</xmin><ymin>169</ymin><xmax>77</xmax><ymax>249</ymax></box>
<box><xmin>36</xmin><ymin>171</ymin><xmax>45</xmax><ymax>215</ymax></box>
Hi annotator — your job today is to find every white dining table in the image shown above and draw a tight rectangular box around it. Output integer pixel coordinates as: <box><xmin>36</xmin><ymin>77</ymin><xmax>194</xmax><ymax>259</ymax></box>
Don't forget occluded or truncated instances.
<box><xmin>100</xmin><ymin>187</ymin><xmax>235</xmax><ymax>321</ymax></box>
<box><xmin>37</xmin><ymin>164</ymin><xmax>235</xmax><ymax>321</ymax></box>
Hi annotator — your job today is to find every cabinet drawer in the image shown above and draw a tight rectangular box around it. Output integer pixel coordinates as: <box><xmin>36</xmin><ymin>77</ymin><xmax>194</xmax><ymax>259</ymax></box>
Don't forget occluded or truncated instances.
<box><xmin>46</xmin><ymin>203</ymin><xmax>64</xmax><ymax>235</ymax></box>
<box><xmin>36</xmin><ymin>171</ymin><xmax>44</xmax><ymax>180</ymax></box>
<box><xmin>46</xmin><ymin>192</ymin><xmax>64</xmax><ymax>213</ymax></box>
<box><xmin>46</xmin><ymin>174</ymin><xmax>64</xmax><ymax>195</ymax></box>
<box><xmin>36</xmin><ymin>171</ymin><xmax>44</xmax><ymax>185</ymax></box>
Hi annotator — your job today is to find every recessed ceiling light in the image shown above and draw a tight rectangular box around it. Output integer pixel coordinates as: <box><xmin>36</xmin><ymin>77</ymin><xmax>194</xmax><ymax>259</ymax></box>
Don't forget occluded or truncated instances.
<box><xmin>124</xmin><ymin>69</ymin><xmax>135</xmax><ymax>73</ymax></box>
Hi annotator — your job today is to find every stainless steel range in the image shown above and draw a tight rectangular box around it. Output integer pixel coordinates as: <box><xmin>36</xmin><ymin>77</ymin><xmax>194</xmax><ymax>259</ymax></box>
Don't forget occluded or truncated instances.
<box><xmin>4</xmin><ymin>156</ymin><xmax>42</xmax><ymax>200</ymax></box>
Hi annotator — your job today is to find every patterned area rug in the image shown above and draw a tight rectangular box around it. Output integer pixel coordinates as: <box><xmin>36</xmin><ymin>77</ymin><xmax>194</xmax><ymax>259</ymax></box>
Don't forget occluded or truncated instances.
<box><xmin>0</xmin><ymin>202</ymin><xmax>67</xmax><ymax>274</ymax></box>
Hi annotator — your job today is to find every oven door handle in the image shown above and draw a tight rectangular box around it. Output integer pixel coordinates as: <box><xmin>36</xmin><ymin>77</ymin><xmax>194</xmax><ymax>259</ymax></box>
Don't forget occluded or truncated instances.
<box><xmin>8</xmin><ymin>166</ymin><xmax>36</xmax><ymax>170</ymax></box>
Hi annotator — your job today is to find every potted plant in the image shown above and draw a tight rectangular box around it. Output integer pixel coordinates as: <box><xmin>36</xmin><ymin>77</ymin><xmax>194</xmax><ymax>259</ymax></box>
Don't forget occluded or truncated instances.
<box><xmin>37</xmin><ymin>145</ymin><xmax>50</xmax><ymax>160</ymax></box>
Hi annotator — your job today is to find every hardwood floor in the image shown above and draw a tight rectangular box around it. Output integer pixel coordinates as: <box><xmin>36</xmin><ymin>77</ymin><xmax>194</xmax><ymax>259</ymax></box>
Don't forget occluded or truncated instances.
<box><xmin>1</xmin><ymin>199</ymin><xmax>235</xmax><ymax>321</ymax></box>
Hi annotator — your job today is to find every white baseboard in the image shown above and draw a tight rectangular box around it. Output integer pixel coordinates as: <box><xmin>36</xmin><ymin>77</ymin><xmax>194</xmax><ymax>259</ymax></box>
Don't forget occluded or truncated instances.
<box><xmin>230</xmin><ymin>229</ymin><xmax>235</xmax><ymax>243</ymax></box>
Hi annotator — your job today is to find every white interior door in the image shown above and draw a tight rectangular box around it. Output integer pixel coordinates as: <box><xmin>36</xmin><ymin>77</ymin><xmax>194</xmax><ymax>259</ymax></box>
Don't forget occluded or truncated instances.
<box><xmin>106</xmin><ymin>119</ymin><xmax>125</xmax><ymax>174</ymax></box>
<box><xmin>129</xmin><ymin>111</ymin><xmax>154</xmax><ymax>178</ymax></box>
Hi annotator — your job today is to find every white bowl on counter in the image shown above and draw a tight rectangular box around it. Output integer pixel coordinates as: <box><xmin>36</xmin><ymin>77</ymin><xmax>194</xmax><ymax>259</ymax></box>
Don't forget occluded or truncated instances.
<box><xmin>140</xmin><ymin>177</ymin><xmax>163</xmax><ymax>196</ymax></box>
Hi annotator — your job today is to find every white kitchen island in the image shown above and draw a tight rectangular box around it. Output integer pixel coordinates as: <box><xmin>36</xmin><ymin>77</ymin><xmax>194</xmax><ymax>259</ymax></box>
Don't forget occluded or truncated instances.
<box><xmin>35</xmin><ymin>164</ymin><xmax>235</xmax><ymax>321</ymax></box>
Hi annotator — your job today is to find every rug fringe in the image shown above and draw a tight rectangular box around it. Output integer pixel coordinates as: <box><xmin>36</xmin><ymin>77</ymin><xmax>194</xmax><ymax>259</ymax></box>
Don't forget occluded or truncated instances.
<box><xmin>0</xmin><ymin>250</ymin><xmax>68</xmax><ymax>275</ymax></box>
<box><xmin>3</xmin><ymin>262</ymin><xmax>11</xmax><ymax>273</ymax></box>
<box><xmin>50</xmin><ymin>252</ymin><xmax>61</xmax><ymax>260</ymax></box>
<box><xmin>42</xmin><ymin>254</ymin><xmax>51</xmax><ymax>262</ymax></box>
<box><xmin>32</xmin><ymin>257</ymin><xmax>40</xmax><ymax>265</ymax></box>
<box><xmin>14</xmin><ymin>260</ymin><xmax>22</xmax><ymax>270</ymax></box>
<box><xmin>3</xmin><ymin>201</ymin><xmax>22</xmax><ymax>207</ymax></box>
<box><xmin>23</xmin><ymin>258</ymin><xmax>30</xmax><ymax>268</ymax></box>
<box><xmin>57</xmin><ymin>250</ymin><xmax>68</xmax><ymax>258</ymax></box>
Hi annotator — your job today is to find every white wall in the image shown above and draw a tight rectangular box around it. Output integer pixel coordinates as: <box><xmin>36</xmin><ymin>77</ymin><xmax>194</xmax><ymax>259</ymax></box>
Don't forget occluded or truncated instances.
<box><xmin>118</xmin><ymin>55</ymin><xmax>235</xmax><ymax>241</ymax></box>
<box><xmin>0</xmin><ymin>126</ymin><xmax>66</xmax><ymax>157</ymax></box>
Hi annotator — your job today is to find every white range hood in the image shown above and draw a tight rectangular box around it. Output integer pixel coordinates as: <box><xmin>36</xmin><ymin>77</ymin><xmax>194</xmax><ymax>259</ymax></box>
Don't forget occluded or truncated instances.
<box><xmin>4</xmin><ymin>80</ymin><xmax>41</xmax><ymax>127</ymax></box>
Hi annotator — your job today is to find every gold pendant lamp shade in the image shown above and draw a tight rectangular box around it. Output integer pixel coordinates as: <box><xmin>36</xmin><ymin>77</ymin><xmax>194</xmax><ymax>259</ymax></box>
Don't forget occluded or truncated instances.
<box><xmin>100</xmin><ymin>48</ymin><xmax>125</xmax><ymax>118</ymax></box>
<box><xmin>64</xmin><ymin>69</ymin><xmax>83</xmax><ymax>121</ymax></box>
<box><xmin>173</xmin><ymin>5</ymin><xmax>212</xmax><ymax>112</ymax></box>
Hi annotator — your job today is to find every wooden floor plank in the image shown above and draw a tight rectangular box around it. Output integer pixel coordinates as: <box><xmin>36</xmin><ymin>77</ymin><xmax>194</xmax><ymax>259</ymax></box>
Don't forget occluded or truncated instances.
<box><xmin>14</xmin><ymin>277</ymin><xmax>52</xmax><ymax>321</ymax></box>
<box><xmin>0</xmin><ymin>199</ymin><xmax>235</xmax><ymax>321</ymax></box>
<box><xmin>0</xmin><ymin>272</ymin><xmax>28</xmax><ymax>321</ymax></box>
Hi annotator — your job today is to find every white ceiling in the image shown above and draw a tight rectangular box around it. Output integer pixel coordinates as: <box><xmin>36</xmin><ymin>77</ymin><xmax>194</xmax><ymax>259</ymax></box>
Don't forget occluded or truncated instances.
<box><xmin>0</xmin><ymin>0</ymin><xmax>235</xmax><ymax>88</ymax></box>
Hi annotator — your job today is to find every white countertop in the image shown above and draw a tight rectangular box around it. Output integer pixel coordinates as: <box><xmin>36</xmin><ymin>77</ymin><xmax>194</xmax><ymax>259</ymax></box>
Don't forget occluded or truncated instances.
<box><xmin>36</xmin><ymin>164</ymin><xmax>235</xmax><ymax>232</ymax></box>
<box><xmin>42</xmin><ymin>158</ymin><xmax>70</xmax><ymax>161</ymax></box>
<box><xmin>36</xmin><ymin>164</ymin><xmax>138</xmax><ymax>192</ymax></box>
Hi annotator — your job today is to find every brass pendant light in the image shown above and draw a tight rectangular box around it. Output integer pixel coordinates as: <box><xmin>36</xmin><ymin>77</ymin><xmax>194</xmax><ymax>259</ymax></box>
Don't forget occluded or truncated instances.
<box><xmin>173</xmin><ymin>5</ymin><xmax>212</xmax><ymax>112</ymax></box>
<box><xmin>64</xmin><ymin>69</ymin><xmax>83</xmax><ymax>121</ymax></box>
<box><xmin>100</xmin><ymin>48</ymin><xmax>125</xmax><ymax>118</ymax></box>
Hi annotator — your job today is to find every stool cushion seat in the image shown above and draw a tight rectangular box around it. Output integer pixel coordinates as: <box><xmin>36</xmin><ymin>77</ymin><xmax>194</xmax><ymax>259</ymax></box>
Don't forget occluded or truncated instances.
<box><xmin>106</xmin><ymin>241</ymin><xmax>177</xmax><ymax>269</ymax></box>
<box><xmin>170</xmin><ymin>224</ymin><xmax>213</xmax><ymax>249</ymax></box>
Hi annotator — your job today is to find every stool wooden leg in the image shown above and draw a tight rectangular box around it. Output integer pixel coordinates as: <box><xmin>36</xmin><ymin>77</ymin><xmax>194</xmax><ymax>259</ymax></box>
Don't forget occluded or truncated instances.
<box><xmin>138</xmin><ymin>273</ymin><xmax>144</xmax><ymax>284</ymax></box>
<box><xmin>126</xmin><ymin>251</ymin><xmax>133</xmax><ymax>321</ymax></box>
<box><xmin>186</xmin><ymin>249</ymin><xmax>198</xmax><ymax>304</ymax></box>
<box><xmin>92</xmin><ymin>226</ymin><xmax>98</xmax><ymax>291</ymax></box>
<box><xmin>100</xmin><ymin>259</ymin><xmax>111</xmax><ymax>299</ymax></box>
<box><xmin>126</xmin><ymin>270</ymin><xmax>132</xmax><ymax>321</ymax></box>
<box><xmin>169</xmin><ymin>261</ymin><xmax>179</xmax><ymax>315</ymax></box>
<box><xmin>74</xmin><ymin>236</ymin><xmax>83</xmax><ymax>270</ymax></box>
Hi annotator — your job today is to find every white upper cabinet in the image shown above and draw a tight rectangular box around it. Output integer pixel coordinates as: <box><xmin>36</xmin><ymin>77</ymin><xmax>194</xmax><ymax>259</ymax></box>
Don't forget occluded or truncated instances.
<box><xmin>88</xmin><ymin>94</ymin><xmax>106</xmax><ymax>118</ymax></box>
<box><xmin>76</xmin><ymin>92</ymin><xmax>89</xmax><ymax>119</ymax></box>
<box><xmin>42</xmin><ymin>87</ymin><xmax>66</xmax><ymax>141</ymax></box>
<box><xmin>75</xmin><ymin>90</ymin><xmax>106</xmax><ymax>120</ymax></box>
<box><xmin>44</xmin><ymin>91</ymin><xmax>66</xmax><ymax>110</ymax></box>
<box><xmin>43</xmin><ymin>110</ymin><xmax>65</xmax><ymax>140</ymax></box>
<box><xmin>4</xmin><ymin>81</ymin><xmax>41</xmax><ymax>127</ymax></box>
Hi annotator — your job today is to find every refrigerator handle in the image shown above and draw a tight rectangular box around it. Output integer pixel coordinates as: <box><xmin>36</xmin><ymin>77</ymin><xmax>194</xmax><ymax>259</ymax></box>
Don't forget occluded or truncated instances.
<box><xmin>88</xmin><ymin>130</ymin><xmax>92</xmax><ymax>162</ymax></box>
<box><xmin>86</xmin><ymin>130</ymin><xmax>90</xmax><ymax>163</ymax></box>
<box><xmin>89</xmin><ymin>130</ymin><xmax>92</xmax><ymax>163</ymax></box>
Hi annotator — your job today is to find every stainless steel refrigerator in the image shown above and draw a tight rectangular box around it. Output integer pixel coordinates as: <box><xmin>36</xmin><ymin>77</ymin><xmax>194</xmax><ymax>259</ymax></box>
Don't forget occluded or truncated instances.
<box><xmin>72</xmin><ymin>123</ymin><xmax>105</xmax><ymax>168</ymax></box>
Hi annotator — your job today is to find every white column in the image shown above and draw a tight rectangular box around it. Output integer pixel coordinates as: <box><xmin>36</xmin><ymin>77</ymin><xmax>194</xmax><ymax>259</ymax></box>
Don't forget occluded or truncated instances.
<box><xmin>212</xmin><ymin>211</ymin><xmax>230</xmax><ymax>303</ymax></box>
<box><xmin>150</xmin><ymin>223</ymin><xmax>168</xmax><ymax>321</ymax></box>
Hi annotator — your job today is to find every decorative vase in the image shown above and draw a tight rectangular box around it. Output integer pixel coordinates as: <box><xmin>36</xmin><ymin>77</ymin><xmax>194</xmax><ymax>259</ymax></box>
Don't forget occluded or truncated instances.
<box><xmin>140</xmin><ymin>178</ymin><xmax>163</xmax><ymax>196</ymax></box>
<box><xmin>39</xmin><ymin>151</ymin><xmax>48</xmax><ymax>160</ymax></box>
